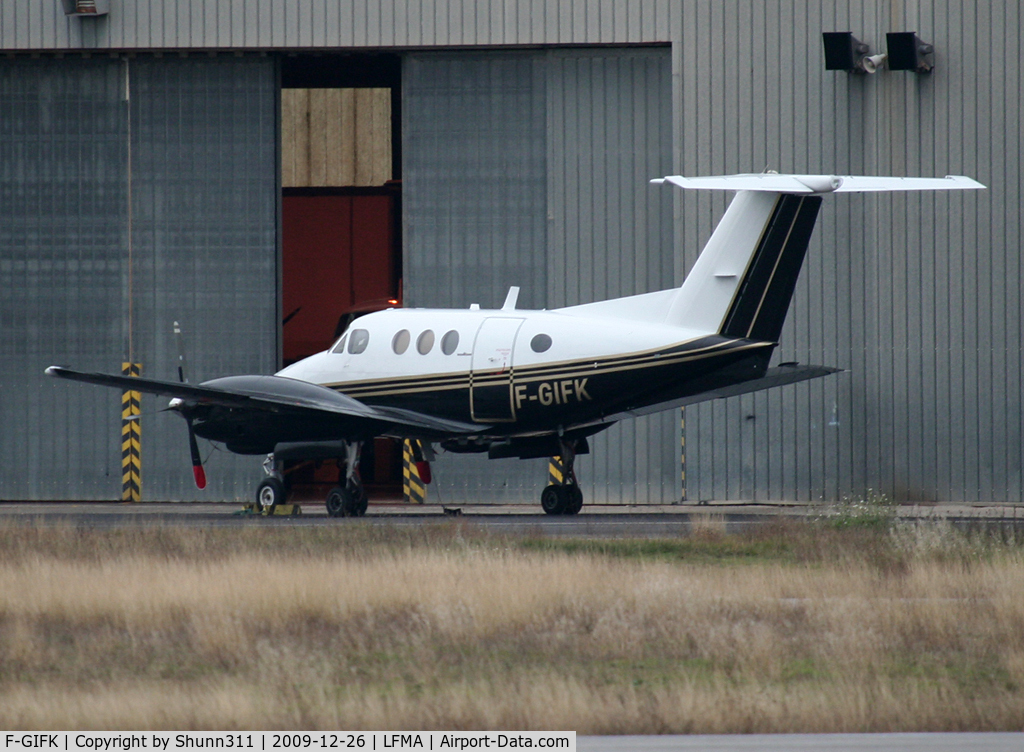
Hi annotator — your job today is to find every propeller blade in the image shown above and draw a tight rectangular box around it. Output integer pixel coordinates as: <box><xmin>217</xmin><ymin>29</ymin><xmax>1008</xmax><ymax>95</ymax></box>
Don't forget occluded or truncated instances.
<box><xmin>186</xmin><ymin>417</ymin><xmax>207</xmax><ymax>489</ymax></box>
<box><xmin>174</xmin><ymin>320</ymin><xmax>189</xmax><ymax>384</ymax></box>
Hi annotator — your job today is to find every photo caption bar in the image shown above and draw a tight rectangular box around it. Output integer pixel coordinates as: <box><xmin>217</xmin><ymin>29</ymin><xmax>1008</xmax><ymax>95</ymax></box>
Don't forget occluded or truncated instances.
<box><xmin>1</xmin><ymin>733</ymin><xmax>575</xmax><ymax>752</ymax></box>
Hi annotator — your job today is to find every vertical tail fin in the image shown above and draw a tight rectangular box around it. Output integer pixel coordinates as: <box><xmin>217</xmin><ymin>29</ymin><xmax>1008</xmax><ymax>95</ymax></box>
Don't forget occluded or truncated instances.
<box><xmin>664</xmin><ymin>190</ymin><xmax>821</xmax><ymax>341</ymax></box>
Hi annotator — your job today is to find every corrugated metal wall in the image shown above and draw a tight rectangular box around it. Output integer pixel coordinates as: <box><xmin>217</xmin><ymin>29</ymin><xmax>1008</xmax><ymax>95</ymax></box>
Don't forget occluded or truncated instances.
<box><xmin>0</xmin><ymin>56</ymin><xmax>278</xmax><ymax>500</ymax></box>
<box><xmin>0</xmin><ymin>59</ymin><xmax>127</xmax><ymax>499</ymax></box>
<box><xmin>404</xmin><ymin>48</ymin><xmax>674</xmax><ymax>504</ymax></box>
<box><xmin>676</xmin><ymin>1</ymin><xmax>1020</xmax><ymax>502</ymax></box>
<box><xmin>0</xmin><ymin>1</ymin><xmax>675</xmax><ymax>50</ymax></box>
<box><xmin>127</xmin><ymin>57</ymin><xmax>278</xmax><ymax>501</ymax></box>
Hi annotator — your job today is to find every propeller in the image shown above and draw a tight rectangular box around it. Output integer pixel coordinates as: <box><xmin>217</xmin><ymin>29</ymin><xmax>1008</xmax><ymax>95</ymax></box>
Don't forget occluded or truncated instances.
<box><xmin>173</xmin><ymin>321</ymin><xmax>206</xmax><ymax>489</ymax></box>
<box><xmin>186</xmin><ymin>415</ymin><xmax>207</xmax><ymax>489</ymax></box>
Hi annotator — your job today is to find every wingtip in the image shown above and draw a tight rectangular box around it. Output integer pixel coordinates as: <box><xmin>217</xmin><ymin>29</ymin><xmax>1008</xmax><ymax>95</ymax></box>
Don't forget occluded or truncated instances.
<box><xmin>944</xmin><ymin>175</ymin><xmax>987</xmax><ymax>189</ymax></box>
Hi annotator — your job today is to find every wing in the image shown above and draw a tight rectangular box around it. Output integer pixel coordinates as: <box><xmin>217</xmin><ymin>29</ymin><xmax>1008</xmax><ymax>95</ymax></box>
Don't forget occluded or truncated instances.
<box><xmin>605</xmin><ymin>364</ymin><xmax>842</xmax><ymax>420</ymax></box>
<box><xmin>45</xmin><ymin>366</ymin><xmax>481</xmax><ymax>438</ymax></box>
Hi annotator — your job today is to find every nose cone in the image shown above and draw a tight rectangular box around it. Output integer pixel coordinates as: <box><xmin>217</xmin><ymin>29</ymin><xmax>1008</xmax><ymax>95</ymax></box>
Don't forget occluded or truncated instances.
<box><xmin>276</xmin><ymin>350</ymin><xmax>331</xmax><ymax>381</ymax></box>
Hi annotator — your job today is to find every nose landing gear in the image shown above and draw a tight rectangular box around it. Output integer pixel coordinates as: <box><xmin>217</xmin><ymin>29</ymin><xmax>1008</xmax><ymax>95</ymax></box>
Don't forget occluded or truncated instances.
<box><xmin>257</xmin><ymin>442</ymin><xmax>368</xmax><ymax>517</ymax></box>
<box><xmin>255</xmin><ymin>475</ymin><xmax>287</xmax><ymax>515</ymax></box>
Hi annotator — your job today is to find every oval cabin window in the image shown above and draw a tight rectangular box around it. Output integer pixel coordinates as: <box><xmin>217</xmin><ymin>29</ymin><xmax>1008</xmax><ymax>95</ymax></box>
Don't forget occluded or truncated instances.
<box><xmin>441</xmin><ymin>330</ymin><xmax>459</xmax><ymax>355</ymax></box>
<box><xmin>392</xmin><ymin>330</ymin><xmax>411</xmax><ymax>354</ymax></box>
<box><xmin>530</xmin><ymin>333</ymin><xmax>552</xmax><ymax>353</ymax></box>
<box><xmin>417</xmin><ymin>330</ymin><xmax>435</xmax><ymax>354</ymax></box>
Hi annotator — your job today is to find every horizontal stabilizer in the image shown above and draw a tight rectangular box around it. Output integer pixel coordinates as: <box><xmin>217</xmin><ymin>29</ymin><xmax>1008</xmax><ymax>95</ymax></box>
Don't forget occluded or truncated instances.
<box><xmin>606</xmin><ymin>364</ymin><xmax>842</xmax><ymax>420</ymax></box>
<box><xmin>652</xmin><ymin>173</ymin><xmax>985</xmax><ymax>194</ymax></box>
<box><xmin>657</xmin><ymin>172</ymin><xmax>984</xmax><ymax>338</ymax></box>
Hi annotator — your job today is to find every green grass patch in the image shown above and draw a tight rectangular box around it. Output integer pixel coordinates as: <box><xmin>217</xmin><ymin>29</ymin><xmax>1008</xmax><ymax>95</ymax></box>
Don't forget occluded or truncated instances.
<box><xmin>518</xmin><ymin>534</ymin><xmax>794</xmax><ymax>564</ymax></box>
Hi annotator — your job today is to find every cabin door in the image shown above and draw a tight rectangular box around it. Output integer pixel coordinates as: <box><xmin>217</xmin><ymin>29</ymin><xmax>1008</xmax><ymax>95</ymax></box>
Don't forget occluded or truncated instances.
<box><xmin>470</xmin><ymin>317</ymin><xmax>525</xmax><ymax>422</ymax></box>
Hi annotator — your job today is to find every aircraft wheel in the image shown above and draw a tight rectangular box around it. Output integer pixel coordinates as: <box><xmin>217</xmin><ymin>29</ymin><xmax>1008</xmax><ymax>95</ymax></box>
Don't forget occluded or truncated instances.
<box><xmin>325</xmin><ymin>486</ymin><xmax>346</xmax><ymax>518</ymax></box>
<box><xmin>541</xmin><ymin>485</ymin><xmax>568</xmax><ymax>515</ymax></box>
<box><xmin>256</xmin><ymin>477</ymin><xmax>286</xmax><ymax>515</ymax></box>
<box><xmin>342</xmin><ymin>484</ymin><xmax>368</xmax><ymax>517</ymax></box>
<box><xmin>564</xmin><ymin>485</ymin><xmax>584</xmax><ymax>515</ymax></box>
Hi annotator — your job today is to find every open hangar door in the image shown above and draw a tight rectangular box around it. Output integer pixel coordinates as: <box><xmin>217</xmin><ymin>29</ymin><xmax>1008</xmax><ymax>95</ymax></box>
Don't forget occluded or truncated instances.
<box><xmin>280</xmin><ymin>54</ymin><xmax>403</xmax><ymax>500</ymax></box>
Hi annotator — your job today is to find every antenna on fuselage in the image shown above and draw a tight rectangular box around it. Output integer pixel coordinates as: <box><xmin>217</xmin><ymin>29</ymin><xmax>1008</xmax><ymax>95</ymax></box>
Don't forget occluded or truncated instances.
<box><xmin>502</xmin><ymin>286</ymin><xmax>521</xmax><ymax>310</ymax></box>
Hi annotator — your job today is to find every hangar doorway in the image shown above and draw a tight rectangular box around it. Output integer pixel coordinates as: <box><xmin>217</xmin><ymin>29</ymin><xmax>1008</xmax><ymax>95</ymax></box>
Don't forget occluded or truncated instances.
<box><xmin>280</xmin><ymin>54</ymin><xmax>402</xmax><ymax>498</ymax></box>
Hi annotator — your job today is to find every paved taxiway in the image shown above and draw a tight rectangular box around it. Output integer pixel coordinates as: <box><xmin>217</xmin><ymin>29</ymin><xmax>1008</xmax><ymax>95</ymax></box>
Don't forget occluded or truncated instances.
<box><xmin>0</xmin><ymin>500</ymin><xmax>1021</xmax><ymax>536</ymax></box>
<box><xmin>578</xmin><ymin>732</ymin><xmax>1024</xmax><ymax>751</ymax></box>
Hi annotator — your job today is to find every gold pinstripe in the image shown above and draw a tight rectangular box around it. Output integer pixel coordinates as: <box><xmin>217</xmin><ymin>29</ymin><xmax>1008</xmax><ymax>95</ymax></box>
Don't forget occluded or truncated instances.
<box><xmin>719</xmin><ymin>194</ymin><xmax>781</xmax><ymax>333</ymax></box>
<box><xmin>746</xmin><ymin>197</ymin><xmax>806</xmax><ymax>338</ymax></box>
<box><xmin>330</xmin><ymin>338</ymin><xmax>768</xmax><ymax>400</ymax></box>
<box><xmin>329</xmin><ymin>335</ymin><xmax>715</xmax><ymax>393</ymax></box>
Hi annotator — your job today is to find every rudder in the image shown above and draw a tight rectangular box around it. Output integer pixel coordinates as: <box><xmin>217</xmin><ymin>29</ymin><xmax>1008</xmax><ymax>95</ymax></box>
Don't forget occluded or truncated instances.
<box><xmin>720</xmin><ymin>193</ymin><xmax>821</xmax><ymax>342</ymax></box>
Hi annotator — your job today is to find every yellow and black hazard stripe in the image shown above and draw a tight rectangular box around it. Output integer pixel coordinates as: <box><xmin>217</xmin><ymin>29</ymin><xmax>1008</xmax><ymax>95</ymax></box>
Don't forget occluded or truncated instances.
<box><xmin>547</xmin><ymin>455</ymin><xmax>565</xmax><ymax>486</ymax></box>
<box><xmin>680</xmin><ymin>407</ymin><xmax>687</xmax><ymax>502</ymax></box>
<box><xmin>121</xmin><ymin>362</ymin><xmax>142</xmax><ymax>502</ymax></box>
<box><xmin>402</xmin><ymin>439</ymin><xmax>427</xmax><ymax>504</ymax></box>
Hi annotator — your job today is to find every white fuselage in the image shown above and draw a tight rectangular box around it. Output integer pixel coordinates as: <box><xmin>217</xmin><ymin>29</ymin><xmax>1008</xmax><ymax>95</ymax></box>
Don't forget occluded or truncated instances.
<box><xmin>275</xmin><ymin>303</ymin><xmax>760</xmax><ymax>434</ymax></box>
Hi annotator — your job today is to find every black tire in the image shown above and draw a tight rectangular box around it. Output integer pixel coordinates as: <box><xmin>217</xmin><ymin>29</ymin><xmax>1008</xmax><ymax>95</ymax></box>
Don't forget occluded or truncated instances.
<box><xmin>256</xmin><ymin>477</ymin><xmax>286</xmax><ymax>515</ymax></box>
<box><xmin>541</xmin><ymin>484</ymin><xmax>568</xmax><ymax>515</ymax></box>
<box><xmin>342</xmin><ymin>483</ymin><xmax>368</xmax><ymax>517</ymax></box>
<box><xmin>564</xmin><ymin>484</ymin><xmax>584</xmax><ymax>515</ymax></box>
<box><xmin>325</xmin><ymin>486</ymin><xmax>345</xmax><ymax>517</ymax></box>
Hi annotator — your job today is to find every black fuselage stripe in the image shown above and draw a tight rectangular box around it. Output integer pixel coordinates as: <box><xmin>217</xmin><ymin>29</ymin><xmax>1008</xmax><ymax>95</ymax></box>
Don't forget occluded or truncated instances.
<box><xmin>332</xmin><ymin>339</ymin><xmax>767</xmax><ymax>399</ymax></box>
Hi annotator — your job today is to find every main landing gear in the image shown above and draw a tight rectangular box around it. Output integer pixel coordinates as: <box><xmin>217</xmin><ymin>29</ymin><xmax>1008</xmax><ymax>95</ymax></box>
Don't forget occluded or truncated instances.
<box><xmin>541</xmin><ymin>439</ymin><xmax>584</xmax><ymax>516</ymax></box>
<box><xmin>324</xmin><ymin>441</ymin><xmax>368</xmax><ymax>518</ymax></box>
<box><xmin>257</xmin><ymin>441</ymin><xmax>368</xmax><ymax>517</ymax></box>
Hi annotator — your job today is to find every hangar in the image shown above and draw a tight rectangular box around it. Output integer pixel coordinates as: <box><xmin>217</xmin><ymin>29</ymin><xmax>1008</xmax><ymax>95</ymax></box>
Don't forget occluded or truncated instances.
<box><xmin>0</xmin><ymin>1</ymin><xmax>1017</xmax><ymax>504</ymax></box>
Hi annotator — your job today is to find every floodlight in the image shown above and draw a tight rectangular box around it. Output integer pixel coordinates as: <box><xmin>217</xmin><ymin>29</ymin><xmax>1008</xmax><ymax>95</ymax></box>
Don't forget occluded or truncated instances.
<box><xmin>822</xmin><ymin>32</ymin><xmax>872</xmax><ymax>73</ymax></box>
<box><xmin>60</xmin><ymin>0</ymin><xmax>110</xmax><ymax>16</ymax></box>
<box><xmin>886</xmin><ymin>32</ymin><xmax>934</xmax><ymax>73</ymax></box>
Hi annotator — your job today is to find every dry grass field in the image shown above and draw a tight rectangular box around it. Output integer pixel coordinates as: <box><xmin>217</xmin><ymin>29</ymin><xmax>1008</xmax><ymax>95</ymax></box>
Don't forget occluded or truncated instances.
<box><xmin>1</xmin><ymin>515</ymin><xmax>1023</xmax><ymax>732</ymax></box>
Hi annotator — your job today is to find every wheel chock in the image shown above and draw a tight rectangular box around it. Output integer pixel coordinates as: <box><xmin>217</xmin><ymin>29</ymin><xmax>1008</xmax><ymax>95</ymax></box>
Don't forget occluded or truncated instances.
<box><xmin>236</xmin><ymin>503</ymin><xmax>302</xmax><ymax>516</ymax></box>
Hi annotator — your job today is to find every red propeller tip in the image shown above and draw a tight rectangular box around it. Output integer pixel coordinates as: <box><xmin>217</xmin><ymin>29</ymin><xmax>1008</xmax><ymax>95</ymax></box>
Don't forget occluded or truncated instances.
<box><xmin>193</xmin><ymin>465</ymin><xmax>207</xmax><ymax>489</ymax></box>
<box><xmin>415</xmin><ymin>460</ymin><xmax>432</xmax><ymax>485</ymax></box>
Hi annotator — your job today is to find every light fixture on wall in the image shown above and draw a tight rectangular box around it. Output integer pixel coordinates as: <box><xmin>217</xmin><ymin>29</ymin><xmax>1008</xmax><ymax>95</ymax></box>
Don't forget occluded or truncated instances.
<box><xmin>886</xmin><ymin>32</ymin><xmax>934</xmax><ymax>73</ymax></box>
<box><xmin>60</xmin><ymin>0</ymin><xmax>110</xmax><ymax>17</ymax></box>
<box><xmin>822</xmin><ymin>32</ymin><xmax>874</xmax><ymax>73</ymax></box>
